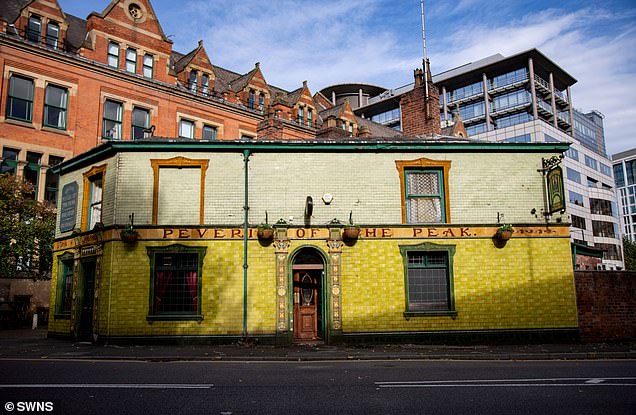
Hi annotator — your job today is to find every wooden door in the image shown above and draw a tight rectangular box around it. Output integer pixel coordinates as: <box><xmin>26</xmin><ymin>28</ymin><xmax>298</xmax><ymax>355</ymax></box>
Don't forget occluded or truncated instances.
<box><xmin>293</xmin><ymin>271</ymin><xmax>320</xmax><ymax>341</ymax></box>
<box><xmin>78</xmin><ymin>262</ymin><xmax>95</xmax><ymax>341</ymax></box>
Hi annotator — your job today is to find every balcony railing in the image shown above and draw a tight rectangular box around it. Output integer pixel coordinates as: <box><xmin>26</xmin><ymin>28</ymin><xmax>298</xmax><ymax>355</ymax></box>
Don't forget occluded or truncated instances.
<box><xmin>537</xmin><ymin>99</ymin><xmax>553</xmax><ymax>114</ymax></box>
<box><xmin>488</xmin><ymin>72</ymin><xmax>528</xmax><ymax>91</ymax></box>
<box><xmin>534</xmin><ymin>75</ymin><xmax>551</xmax><ymax>92</ymax></box>
<box><xmin>8</xmin><ymin>25</ymin><xmax>70</xmax><ymax>52</ymax></box>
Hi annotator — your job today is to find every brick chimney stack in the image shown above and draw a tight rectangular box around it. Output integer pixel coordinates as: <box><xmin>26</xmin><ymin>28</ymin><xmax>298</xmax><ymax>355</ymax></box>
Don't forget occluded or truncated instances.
<box><xmin>400</xmin><ymin>59</ymin><xmax>441</xmax><ymax>137</ymax></box>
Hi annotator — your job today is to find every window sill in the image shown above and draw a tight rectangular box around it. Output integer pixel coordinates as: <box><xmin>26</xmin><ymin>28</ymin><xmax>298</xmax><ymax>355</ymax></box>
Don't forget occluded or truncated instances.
<box><xmin>54</xmin><ymin>313</ymin><xmax>71</xmax><ymax>320</ymax></box>
<box><xmin>146</xmin><ymin>314</ymin><xmax>203</xmax><ymax>322</ymax></box>
<box><xmin>403</xmin><ymin>310</ymin><xmax>457</xmax><ymax>320</ymax></box>
<box><xmin>5</xmin><ymin>117</ymin><xmax>35</xmax><ymax>129</ymax></box>
<box><xmin>42</xmin><ymin>126</ymin><xmax>71</xmax><ymax>136</ymax></box>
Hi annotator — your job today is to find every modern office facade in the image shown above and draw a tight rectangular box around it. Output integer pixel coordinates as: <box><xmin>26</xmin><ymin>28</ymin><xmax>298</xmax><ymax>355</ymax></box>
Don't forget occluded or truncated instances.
<box><xmin>322</xmin><ymin>49</ymin><xmax>624</xmax><ymax>269</ymax></box>
<box><xmin>612</xmin><ymin>148</ymin><xmax>636</xmax><ymax>242</ymax></box>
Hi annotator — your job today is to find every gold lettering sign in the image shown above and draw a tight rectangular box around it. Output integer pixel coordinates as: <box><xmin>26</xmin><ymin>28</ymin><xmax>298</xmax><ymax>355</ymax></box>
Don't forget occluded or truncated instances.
<box><xmin>547</xmin><ymin>166</ymin><xmax>566</xmax><ymax>214</ymax></box>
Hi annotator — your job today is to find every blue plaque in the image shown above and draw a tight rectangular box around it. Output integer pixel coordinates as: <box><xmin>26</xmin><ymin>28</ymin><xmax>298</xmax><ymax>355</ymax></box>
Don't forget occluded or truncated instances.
<box><xmin>60</xmin><ymin>182</ymin><xmax>78</xmax><ymax>233</ymax></box>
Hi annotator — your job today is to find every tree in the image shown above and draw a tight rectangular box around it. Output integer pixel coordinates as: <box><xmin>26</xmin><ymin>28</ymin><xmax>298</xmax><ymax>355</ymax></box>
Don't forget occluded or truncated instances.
<box><xmin>624</xmin><ymin>237</ymin><xmax>636</xmax><ymax>271</ymax></box>
<box><xmin>0</xmin><ymin>174</ymin><xmax>55</xmax><ymax>279</ymax></box>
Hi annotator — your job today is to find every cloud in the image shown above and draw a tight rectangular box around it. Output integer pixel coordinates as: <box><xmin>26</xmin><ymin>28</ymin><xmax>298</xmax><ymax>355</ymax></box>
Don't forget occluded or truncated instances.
<box><xmin>427</xmin><ymin>7</ymin><xmax>636</xmax><ymax>155</ymax></box>
<box><xmin>160</xmin><ymin>0</ymin><xmax>634</xmax><ymax>155</ymax></box>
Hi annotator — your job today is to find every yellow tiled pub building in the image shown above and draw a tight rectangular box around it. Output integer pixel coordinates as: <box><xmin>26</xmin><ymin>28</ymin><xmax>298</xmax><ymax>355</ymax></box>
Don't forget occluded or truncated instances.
<box><xmin>48</xmin><ymin>139</ymin><xmax>579</xmax><ymax>344</ymax></box>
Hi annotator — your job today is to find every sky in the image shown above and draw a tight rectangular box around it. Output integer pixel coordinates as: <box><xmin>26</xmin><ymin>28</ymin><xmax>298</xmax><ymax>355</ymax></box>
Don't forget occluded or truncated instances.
<box><xmin>58</xmin><ymin>0</ymin><xmax>636</xmax><ymax>156</ymax></box>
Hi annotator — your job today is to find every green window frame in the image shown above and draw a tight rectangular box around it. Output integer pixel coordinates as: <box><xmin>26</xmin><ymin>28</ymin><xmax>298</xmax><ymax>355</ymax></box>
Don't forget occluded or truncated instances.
<box><xmin>46</xmin><ymin>21</ymin><xmax>59</xmax><ymax>49</ymax></box>
<box><xmin>405</xmin><ymin>169</ymin><xmax>446</xmax><ymax>224</ymax></box>
<box><xmin>107</xmin><ymin>41</ymin><xmax>119</xmax><ymax>68</ymax></box>
<box><xmin>298</xmin><ymin>106</ymin><xmax>304</xmax><ymax>124</ymax></box>
<box><xmin>102</xmin><ymin>100</ymin><xmax>122</xmax><ymax>139</ymax></box>
<box><xmin>43</xmin><ymin>84</ymin><xmax>68</xmax><ymax>129</ymax></box>
<box><xmin>26</xmin><ymin>15</ymin><xmax>41</xmax><ymax>43</ymax></box>
<box><xmin>55</xmin><ymin>253</ymin><xmax>74</xmax><ymax>318</ymax></box>
<box><xmin>7</xmin><ymin>75</ymin><xmax>34</xmax><ymax>122</ymax></box>
<box><xmin>179</xmin><ymin>119</ymin><xmax>195</xmax><ymax>139</ymax></box>
<box><xmin>146</xmin><ymin>244</ymin><xmax>207</xmax><ymax>321</ymax></box>
<box><xmin>126</xmin><ymin>48</ymin><xmax>137</xmax><ymax>73</ymax></box>
<box><xmin>131</xmin><ymin>107</ymin><xmax>150</xmax><ymax>140</ymax></box>
<box><xmin>307</xmin><ymin>108</ymin><xmax>312</xmax><ymax>127</ymax></box>
<box><xmin>202</xmin><ymin>125</ymin><xmax>217</xmax><ymax>140</ymax></box>
<box><xmin>23</xmin><ymin>152</ymin><xmax>41</xmax><ymax>200</ymax></box>
<box><xmin>400</xmin><ymin>242</ymin><xmax>457</xmax><ymax>318</ymax></box>
<box><xmin>1</xmin><ymin>148</ymin><xmax>19</xmax><ymax>175</ymax></box>
<box><xmin>143</xmin><ymin>54</ymin><xmax>154</xmax><ymax>78</ymax></box>
<box><xmin>44</xmin><ymin>155</ymin><xmax>64</xmax><ymax>206</ymax></box>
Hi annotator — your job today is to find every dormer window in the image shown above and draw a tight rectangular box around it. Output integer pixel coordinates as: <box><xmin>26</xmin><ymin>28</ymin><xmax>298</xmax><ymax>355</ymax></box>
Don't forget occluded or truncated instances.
<box><xmin>189</xmin><ymin>70</ymin><xmax>198</xmax><ymax>93</ymax></box>
<box><xmin>307</xmin><ymin>108</ymin><xmax>313</xmax><ymax>127</ymax></box>
<box><xmin>298</xmin><ymin>106</ymin><xmax>304</xmax><ymax>124</ymax></box>
<box><xmin>258</xmin><ymin>93</ymin><xmax>265</xmax><ymax>112</ymax></box>
<box><xmin>248</xmin><ymin>90</ymin><xmax>255</xmax><ymax>110</ymax></box>
<box><xmin>201</xmin><ymin>74</ymin><xmax>209</xmax><ymax>96</ymax></box>
<box><xmin>27</xmin><ymin>15</ymin><xmax>41</xmax><ymax>43</ymax></box>
<box><xmin>46</xmin><ymin>22</ymin><xmax>59</xmax><ymax>49</ymax></box>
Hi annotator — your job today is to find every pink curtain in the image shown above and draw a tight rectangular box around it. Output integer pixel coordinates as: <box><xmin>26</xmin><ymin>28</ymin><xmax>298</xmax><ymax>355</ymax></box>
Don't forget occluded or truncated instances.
<box><xmin>185</xmin><ymin>271</ymin><xmax>198</xmax><ymax>311</ymax></box>
<box><xmin>154</xmin><ymin>271</ymin><xmax>173</xmax><ymax>312</ymax></box>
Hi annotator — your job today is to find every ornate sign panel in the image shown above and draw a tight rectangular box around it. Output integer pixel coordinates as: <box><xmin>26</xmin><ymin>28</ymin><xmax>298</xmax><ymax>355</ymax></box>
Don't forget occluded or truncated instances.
<box><xmin>59</xmin><ymin>182</ymin><xmax>78</xmax><ymax>233</ymax></box>
<box><xmin>547</xmin><ymin>166</ymin><xmax>566</xmax><ymax>214</ymax></box>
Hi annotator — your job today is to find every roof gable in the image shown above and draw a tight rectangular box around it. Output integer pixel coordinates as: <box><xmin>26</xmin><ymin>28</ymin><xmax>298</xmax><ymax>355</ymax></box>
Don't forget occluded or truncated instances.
<box><xmin>89</xmin><ymin>0</ymin><xmax>172</xmax><ymax>44</ymax></box>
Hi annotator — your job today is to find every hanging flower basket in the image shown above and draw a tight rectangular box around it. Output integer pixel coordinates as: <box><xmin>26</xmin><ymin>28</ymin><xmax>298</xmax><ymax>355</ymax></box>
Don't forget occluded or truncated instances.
<box><xmin>495</xmin><ymin>224</ymin><xmax>514</xmax><ymax>241</ymax></box>
<box><xmin>257</xmin><ymin>225</ymin><xmax>274</xmax><ymax>241</ymax></box>
<box><xmin>342</xmin><ymin>226</ymin><xmax>360</xmax><ymax>241</ymax></box>
<box><xmin>120</xmin><ymin>229</ymin><xmax>139</xmax><ymax>243</ymax></box>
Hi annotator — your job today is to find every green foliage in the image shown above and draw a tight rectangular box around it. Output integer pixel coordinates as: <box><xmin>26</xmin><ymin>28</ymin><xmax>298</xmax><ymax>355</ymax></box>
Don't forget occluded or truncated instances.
<box><xmin>624</xmin><ymin>237</ymin><xmax>636</xmax><ymax>271</ymax></box>
<box><xmin>497</xmin><ymin>224</ymin><xmax>514</xmax><ymax>232</ymax></box>
<box><xmin>0</xmin><ymin>174</ymin><xmax>55</xmax><ymax>279</ymax></box>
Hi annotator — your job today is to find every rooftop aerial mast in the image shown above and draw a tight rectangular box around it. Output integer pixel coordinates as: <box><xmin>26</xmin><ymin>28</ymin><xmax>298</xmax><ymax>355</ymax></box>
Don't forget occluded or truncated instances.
<box><xmin>420</xmin><ymin>0</ymin><xmax>429</xmax><ymax>101</ymax></box>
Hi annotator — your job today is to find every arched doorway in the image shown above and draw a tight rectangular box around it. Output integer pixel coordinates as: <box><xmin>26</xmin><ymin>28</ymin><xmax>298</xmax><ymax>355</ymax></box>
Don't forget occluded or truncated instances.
<box><xmin>291</xmin><ymin>247</ymin><xmax>326</xmax><ymax>342</ymax></box>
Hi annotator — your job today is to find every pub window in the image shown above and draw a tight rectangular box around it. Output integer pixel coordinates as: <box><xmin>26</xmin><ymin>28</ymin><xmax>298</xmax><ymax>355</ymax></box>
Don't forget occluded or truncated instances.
<box><xmin>102</xmin><ymin>100</ymin><xmax>122</xmax><ymax>139</ymax></box>
<box><xmin>6</xmin><ymin>75</ymin><xmax>34</xmax><ymax>122</ymax></box>
<box><xmin>56</xmin><ymin>256</ymin><xmax>74</xmax><ymax>316</ymax></box>
<box><xmin>405</xmin><ymin>170</ymin><xmax>445</xmax><ymax>223</ymax></box>
<box><xmin>131</xmin><ymin>107</ymin><xmax>150</xmax><ymax>140</ymax></box>
<box><xmin>179</xmin><ymin>119</ymin><xmax>194</xmax><ymax>139</ymax></box>
<box><xmin>400</xmin><ymin>243</ymin><xmax>456</xmax><ymax>316</ymax></box>
<box><xmin>26</xmin><ymin>15</ymin><xmax>41</xmax><ymax>43</ymax></box>
<box><xmin>396</xmin><ymin>158</ymin><xmax>451</xmax><ymax>224</ymax></box>
<box><xmin>147</xmin><ymin>245</ymin><xmax>206</xmax><ymax>320</ymax></box>
<box><xmin>23</xmin><ymin>152</ymin><xmax>41</xmax><ymax>199</ymax></box>
<box><xmin>143</xmin><ymin>54</ymin><xmax>154</xmax><ymax>78</ymax></box>
<box><xmin>43</xmin><ymin>84</ymin><xmax>68</xmax><ymax>129</ymax></box>
<box><xmin>202</xmin><ymin>125</ymin><xmax>217</xmax><ymax>140</ymax></box>
<box><xmin>126</xmin><ymin>48</ymin><xmax>137</xmax><ymax>73</ymax></box>
<box><xmin>1</xmin><ymin>148</ymin><xmax>19</xmax><ymax>175</ymax></box>
<box><xmin>107</xmin><ymin>41</ymin><xmax>119</xmax><ymax>68</ymax></box>
<box><xmin>46</xmin><ymin>22</ymin><xmax>59</xmax><ymax>49</ymax></box>
<box><xmin>87</xmin><ymin>175</ymin><xmax>103</xmax><ymax>229</ymax></box>
<box><xmin>44</xmin><ymin>155</ymin><xmax>64</xmax><ymax>207</ymax></box>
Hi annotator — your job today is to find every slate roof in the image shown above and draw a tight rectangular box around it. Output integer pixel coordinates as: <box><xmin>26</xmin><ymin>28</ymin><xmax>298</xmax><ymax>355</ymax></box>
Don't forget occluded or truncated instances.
<box><xmin>0</xmin><ymin>0</ymin><xmax>30</xmax><ymax>23</ymax></box>
<box><xmin>65</xmin><ymin>14</ymin><xmax>87</xmax><ymax>51</ymax></box>
<box><xmin>229</xmin><ymin>67</ymin><xmax>257</xmax><ymax>92</ymax></box>
<box><xmin>356</xmin><ymin>116</ymin><xmax>403</xmax><ymax>137</ymax></box>
<box><xmin>173</xmin><ymin>46</ymin><xmax>199</xmax><ymax>74</ymax></box>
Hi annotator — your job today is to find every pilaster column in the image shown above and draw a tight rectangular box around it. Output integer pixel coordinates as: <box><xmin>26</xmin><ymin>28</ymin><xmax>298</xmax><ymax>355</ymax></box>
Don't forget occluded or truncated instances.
<box><xmin>528</xmin><ymin>58</ymin><xmax>538</xmax><ymax>119</ymax></box>
<box><xmin>482</xmin><ymin>73</ymin><xmax>491</xmax><ymax>130</ymax></box>
<box><xmin>327</xmin><ymin>237</ymin><xmax>343</xmax><ymax>333</ymax></box>
<box><xmin>549</xmin><ymin>72</ymin><xmax>558</xmax><ymax>128</ymax></box>
<box><xmin>274</xmin><ymin>238</ymin><xmax>291</xmax><ymax>338</ymax></box>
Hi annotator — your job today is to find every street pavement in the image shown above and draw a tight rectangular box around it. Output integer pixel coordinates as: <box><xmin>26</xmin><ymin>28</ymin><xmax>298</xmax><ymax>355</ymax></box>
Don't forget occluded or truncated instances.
<box><xmin>1</xmin><ymin>328</ymin><xmax>635</xmax><ymax>361</ymax></box>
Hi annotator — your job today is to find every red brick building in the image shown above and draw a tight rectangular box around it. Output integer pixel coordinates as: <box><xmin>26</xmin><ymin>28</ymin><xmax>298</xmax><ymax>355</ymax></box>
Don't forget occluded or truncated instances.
<box><xmin>1</xmin><ymin>0</ymin><xmax>440</xmax><ymax>207</ymax></box>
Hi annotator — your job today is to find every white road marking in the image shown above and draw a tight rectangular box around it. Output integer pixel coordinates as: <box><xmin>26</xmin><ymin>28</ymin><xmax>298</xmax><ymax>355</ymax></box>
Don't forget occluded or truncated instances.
<box><xmin>0</xmin><ymin>384</ymin><xmax>213</xmax><ymax>389</ymax></box>
<box><xmin>375</xmin><ymin>377</ymin><xmax>636</xmax><ymax>388</ymax></box>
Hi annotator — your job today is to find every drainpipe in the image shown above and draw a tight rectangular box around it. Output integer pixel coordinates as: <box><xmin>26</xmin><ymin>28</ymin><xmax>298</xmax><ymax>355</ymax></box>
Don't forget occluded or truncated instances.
<box><xmin>242</xmin><ymin>149</ymin><xmax>251</xmax><ymax>339</ymax></box>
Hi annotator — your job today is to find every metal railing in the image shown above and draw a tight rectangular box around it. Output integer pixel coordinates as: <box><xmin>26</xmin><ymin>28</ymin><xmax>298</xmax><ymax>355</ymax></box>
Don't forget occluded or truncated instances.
<box><xmin>534</xmin><ymin>75</ymin><xmax>551</xmax><ymax>91</ymax></box>
<box><xmin>488</xmin><ymin>72</ymin><xmax>528</xmax><ymax>90</ymax></box>
<box><xmin>537</xmin><ymin>99</ymin><xmax>553</xmax><ymax>113</ymax></box>
<box><xmin>7</xmin><ymin>25</ymin><xmax>70</xmax><ymax>52</ymax></box>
